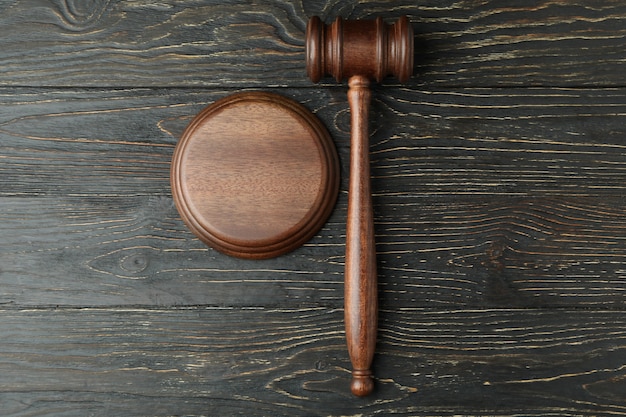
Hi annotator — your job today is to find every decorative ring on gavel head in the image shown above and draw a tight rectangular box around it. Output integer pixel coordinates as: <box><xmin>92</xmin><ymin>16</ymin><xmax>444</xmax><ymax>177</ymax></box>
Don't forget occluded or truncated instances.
<box><xmin>306</xmin><ymin>16</ymin><xmax>414</xmax><ymax>83</ymax></box>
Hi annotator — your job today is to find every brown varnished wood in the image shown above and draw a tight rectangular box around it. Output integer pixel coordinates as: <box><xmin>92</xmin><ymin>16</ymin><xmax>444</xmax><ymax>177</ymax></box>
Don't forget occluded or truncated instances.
<box><xmin>307</xmin><ymin>16</ymin><xmax>414</xmax><ymax>83</ymax></box>
<box><xmin>171</xmin><ymin>92</ymin><xmax>339</xmax><ymax>259</ymax></box>
<box><xmin>345</xmin><ymin>75</ymin><xmax>377</xmax><ymax>397</ymax></box>
<box><xmin>306</xmin><ymin>15</ymin><xmax>414</xmax><ymax>396</ymax></box>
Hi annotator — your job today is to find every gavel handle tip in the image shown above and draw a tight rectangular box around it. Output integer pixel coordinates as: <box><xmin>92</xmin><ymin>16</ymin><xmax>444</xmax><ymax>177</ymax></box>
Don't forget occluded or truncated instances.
<box><xmin>351</xmin><ymin>370</ymin><xmax>374</xmax><ymax>397</ymax></box>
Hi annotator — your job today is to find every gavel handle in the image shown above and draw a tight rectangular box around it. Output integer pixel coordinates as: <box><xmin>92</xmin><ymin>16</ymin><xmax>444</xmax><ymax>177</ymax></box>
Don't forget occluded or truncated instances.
<box><xmin>345</xmin><ymin>75</ymin><xmax>378</xmax><ymax>397</ymax></box>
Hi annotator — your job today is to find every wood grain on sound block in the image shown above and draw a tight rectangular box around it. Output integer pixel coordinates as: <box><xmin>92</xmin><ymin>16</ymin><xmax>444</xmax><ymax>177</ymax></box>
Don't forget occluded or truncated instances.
<box><xmin>171</xmin><ymin>92</ymin><xmax>339</xmax><ymax>259</ymax></box>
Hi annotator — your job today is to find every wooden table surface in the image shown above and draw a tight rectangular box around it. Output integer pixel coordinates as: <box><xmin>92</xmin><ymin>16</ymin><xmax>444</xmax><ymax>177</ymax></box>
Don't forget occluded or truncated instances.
<box><xmin>1</xmin><ymin>1</ymin><xmax>625</xmax><ymax>415</ymax></box>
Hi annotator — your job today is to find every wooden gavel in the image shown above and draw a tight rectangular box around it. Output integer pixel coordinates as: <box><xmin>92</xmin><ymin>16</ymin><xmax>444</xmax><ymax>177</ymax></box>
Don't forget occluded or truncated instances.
<box><xmin>306</xmin><ymin>16</ymin><xmax>414</xmax><ymax>396</ymax></box>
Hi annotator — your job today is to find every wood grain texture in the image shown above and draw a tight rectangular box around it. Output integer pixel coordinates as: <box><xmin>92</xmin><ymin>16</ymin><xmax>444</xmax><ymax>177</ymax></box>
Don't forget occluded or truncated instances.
<box><xmin>0</xmin><ymin>0</ymin><xmax>624</xmax><ymax>87</ymax></box>
<box><xmin>0</xmin><ymin>195</ymin><xmax>345</xmax><ymax>307</ymax></box>
<box><xmin>3</xmin><ymin>87</ymin><xmax>626</xmax><ymax>198</ymax></box>
<box><xmin>0</xmin><ymin>307</ymin><xmax>625</xmax><ymax>416</ymax></box>
<box><xmin>345</xmin><ymin>76</ymin><xmax>377</xmax><ymax>396</ymax></box>
<box><xmin>171</xmin><ymin>91</ymin><xmax>339</xmax><ymax>260</ymax></box>
<box><xmin>1</xmin><ymin>87</ymin><xmax>625</xmax><ymax>309</ymax></box>
<box><xmin>1</xmin><ymin>0</ymin><xmax>626</xmax><ymax>414</ymax></box>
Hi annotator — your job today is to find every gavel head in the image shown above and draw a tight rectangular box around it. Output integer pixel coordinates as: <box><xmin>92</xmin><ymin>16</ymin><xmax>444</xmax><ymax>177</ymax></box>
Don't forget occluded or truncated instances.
<box><xmin>306</xmin><ymin>16</ymin><xmax>414</xmax><ymax>84</ymax></box>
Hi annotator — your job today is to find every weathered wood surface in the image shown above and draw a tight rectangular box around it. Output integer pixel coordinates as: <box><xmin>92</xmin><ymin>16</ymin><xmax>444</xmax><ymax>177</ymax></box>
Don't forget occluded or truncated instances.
<box><xmin>0</xmin><ymin>0</ymin><xmax>624</xmax><ymax>87</ymax></box>
<box><xmin>1</xmin><ymin>307</ymin><xmax>626</xmax><ymax>416</ymax></box>
<box><xmin>1</xmin><ymin>0</ymin><xmax>625</xmax><ymax>415</ymax></box>
<box><xmin>1</xmin><ymin>88</ymin><xmax>625</xmax><ymax>309</ymax></box>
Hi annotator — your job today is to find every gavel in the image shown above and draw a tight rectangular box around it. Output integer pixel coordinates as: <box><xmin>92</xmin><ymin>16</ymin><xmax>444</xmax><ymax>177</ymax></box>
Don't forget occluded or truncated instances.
<box><xmin>306</xmin><ymin>16</ymin><xmax>414</xmax><ymax>396</ymax></box>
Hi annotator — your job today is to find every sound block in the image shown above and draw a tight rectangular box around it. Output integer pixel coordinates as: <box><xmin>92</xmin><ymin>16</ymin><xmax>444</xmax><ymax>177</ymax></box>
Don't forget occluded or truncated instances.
<box><xmin>171</xmin><ymin>92</ymin><xmax>339</xmax><ymax>259</ymax></box>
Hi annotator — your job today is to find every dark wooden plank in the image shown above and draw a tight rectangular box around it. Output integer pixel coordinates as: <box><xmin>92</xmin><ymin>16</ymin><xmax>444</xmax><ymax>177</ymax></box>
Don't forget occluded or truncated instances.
<box><xmin>0</xmin><ymin>1</ymin><xmax>625</xmax><ymax>88</ymax></box>
<box><xmin>2</xmin><ymin>194</ymin><xmax>626</xmax><ymax>309</ymax></box>
<box><xmin>1</xmin><ymin>87</ymin><xmax>625</xmax><ymax>308</ymax></box>
<box><xmin>1</xmin><ymin>307</ymin><xmax>625</xmax><ymax>416</ymax></box>
<box><xmin>375</xmin><ymin>87</ymin><xmax>626</xmax><ymax>198</ymax></box>
<box><xmin>3</xmin><ymin>87</ymin><xmax>626</xmax><ymax>198</ymax></box>
<box><xmin>0</xmin><ymin>195</ymin><xmax>345</xmax><ymax>307</ymax></box>
<box><xmin>0</xmin><ymin>88</ymin><xmax>339</xmax><ymax>196</ymax></box>
<box><xmin>0</xmin><ymin>87</ymin><xmax>194</xmax><ymax>196</ymax></box>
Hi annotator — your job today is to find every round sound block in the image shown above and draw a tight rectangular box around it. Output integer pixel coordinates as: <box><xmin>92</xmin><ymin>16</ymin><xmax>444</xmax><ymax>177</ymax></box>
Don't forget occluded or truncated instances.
<box><xmin>171</xmin><ymin>92</ymin><xmax>339</xmax><ymax>259</ymax></box>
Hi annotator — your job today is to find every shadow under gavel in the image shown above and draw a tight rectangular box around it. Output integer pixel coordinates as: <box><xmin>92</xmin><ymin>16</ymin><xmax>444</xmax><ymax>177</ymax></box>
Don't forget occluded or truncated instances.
<box><xmin>306</xmin><ymin>15</ymin><xmax>414</xmax><ymax>397</ymax></box>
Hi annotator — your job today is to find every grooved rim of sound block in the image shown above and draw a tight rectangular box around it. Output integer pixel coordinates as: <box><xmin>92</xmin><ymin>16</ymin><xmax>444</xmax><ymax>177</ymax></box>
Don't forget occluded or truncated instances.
<box><xmin>171</xmin><ymin>92</ymin><xmax>339</xmax><ymax>259</ymax></box>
